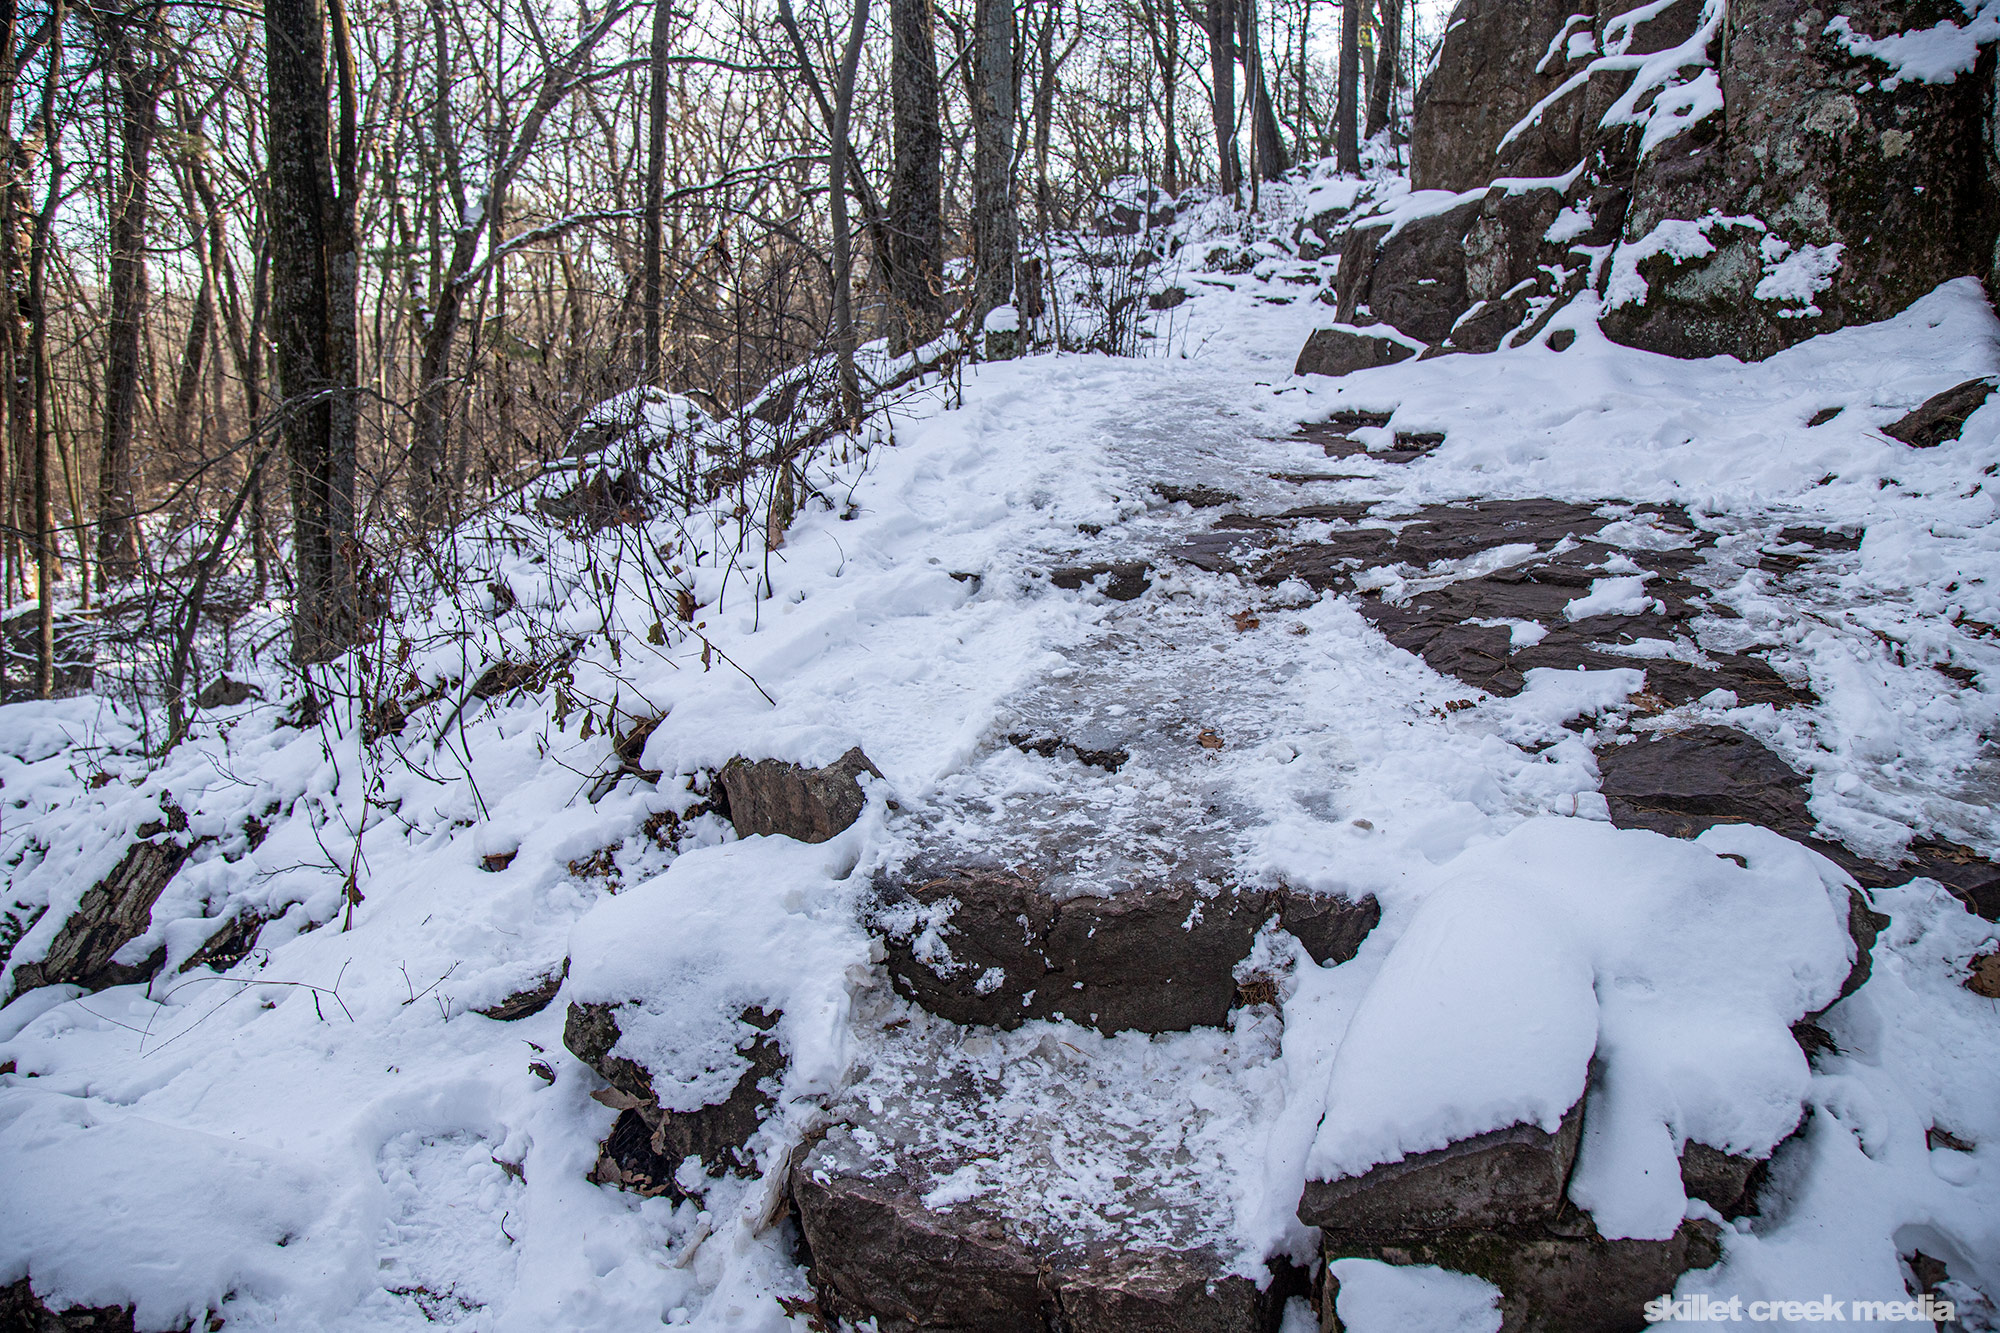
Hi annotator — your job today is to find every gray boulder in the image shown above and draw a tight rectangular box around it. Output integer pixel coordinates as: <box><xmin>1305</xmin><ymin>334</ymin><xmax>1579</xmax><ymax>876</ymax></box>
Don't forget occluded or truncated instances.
<box><xmin>1884</xmin><ymin>378</ymin><xmax>1997</xmax><ymax>448</ymax></box>
<box><xmin>5</xmin><ymin>811</ymin><xmax>197</xmax><ymax>999</ymax></box>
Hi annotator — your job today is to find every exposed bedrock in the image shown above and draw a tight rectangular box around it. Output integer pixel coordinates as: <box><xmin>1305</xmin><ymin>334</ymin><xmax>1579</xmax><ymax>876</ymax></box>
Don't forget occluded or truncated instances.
<box><xmin>1306</xmin><ymin>0</ymin><xmax>2000</xmax><ymax>368</ymax></box>
<box><xmin>872</xmin><ymin>866</ymin><xmax>1379</xmax><ymax>1035</ymax></box>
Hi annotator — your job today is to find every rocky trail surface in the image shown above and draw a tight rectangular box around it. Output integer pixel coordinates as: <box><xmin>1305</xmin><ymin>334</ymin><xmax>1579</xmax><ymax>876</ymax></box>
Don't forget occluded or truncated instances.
<box><xmin>3</xmin><ymin>225</ymin><xmax>2000</xmax><ymax>1332</ymax></box>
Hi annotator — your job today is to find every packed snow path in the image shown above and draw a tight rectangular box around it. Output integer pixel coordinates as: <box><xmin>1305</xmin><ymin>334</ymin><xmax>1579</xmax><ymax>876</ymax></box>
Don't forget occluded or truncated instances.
<box><xmin>3</xmin><ymin>254</ymin><xmax>2000</xmax><ymax>1331</ymax></box>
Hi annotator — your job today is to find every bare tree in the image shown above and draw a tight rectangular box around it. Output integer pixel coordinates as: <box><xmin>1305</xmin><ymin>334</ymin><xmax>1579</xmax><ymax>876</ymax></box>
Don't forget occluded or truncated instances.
<box><xmin>267</xmin><ymin>0</ymin><xmax>359</xmax><ymax>661</ymax></box>
<box><xmin>1205</xmin><ymin>0</ymin><xmax>1240</xmax><ymax>194</ymax></box>
<box><xmin>1335</xmin><ymin>0</ymin><xmax>1359</xmax><ymax>172</ymax></box>
<box><xmin>1363</xmin><ymin>0</ymin><xmax>1398</xmax><ymax>140</ymax></box>
<box><xmin>971</xmin><ymin>0</ymin><xmax>1017</xmax><ymax>332</ymax></box>
<box><xmin>642</xmin><ymin>0</ymin><xmax>671</xmax><ymax>385</ymax></box>
<box><xmin>93</xmin><ymin>3</ymin><xmax>165</xmax><ymax>586</ymax></box>
<box><xmin>888</xmin><ymin>0</ymin><xmax>942</xmax><ymax>351</ymax></box>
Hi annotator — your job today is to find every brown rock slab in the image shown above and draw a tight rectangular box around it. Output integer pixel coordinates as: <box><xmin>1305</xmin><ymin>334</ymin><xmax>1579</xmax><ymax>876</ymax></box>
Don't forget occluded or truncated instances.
<box><xmin>1049</xmin><ymin>562</ymin><xmax>1152</xmax><ymax>601</ymax></box>
<box><xmin>1884</xmin><ymin>380</ymin><xmax>1996</xmax><ymax>449</ymax></box>
<box><xmin>1301</xmin><ymin>1101</ymin><xmax>1584</xmax><ymax>1234</ymax></box>
<box><xmin>873</xmin><ymin>868</ymin><xmax>1377</xmax><ymax>1035</ymax></box>
<box><xmin>718</xmin><ymin>746</ymin><xmax>881</xmax><ymax>843</ymax></box>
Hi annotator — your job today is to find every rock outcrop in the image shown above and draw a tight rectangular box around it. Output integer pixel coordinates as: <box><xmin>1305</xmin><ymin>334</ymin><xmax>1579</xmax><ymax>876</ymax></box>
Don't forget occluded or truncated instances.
<box><xmin>1305</xmin><ymin>0</ymin><xmax>2000</xmax><ymax>370</ymax></box>
<box><xmin>5</xmin><ymin>811</ymin><xmax>198</xmax><ymax>999</ymax></box>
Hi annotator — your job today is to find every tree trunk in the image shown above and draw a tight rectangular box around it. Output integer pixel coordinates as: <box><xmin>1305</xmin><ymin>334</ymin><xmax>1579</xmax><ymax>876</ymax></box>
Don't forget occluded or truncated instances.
<box><xmin>26</xmin><ymin>0</ymin><xmax>60</xmax><ymax>697</ymax></box>
<box><xmin>1364</xmin><ymin>0</ymin><xmax>1400</xmax><ymax>140</ymax></box>
<box><xmin>888</xmin><ymin>0</ymin><xmax>943</xmax><ymax>353</ymax></box>
<box><xmin>95</xmin><ymin>13</ymin><xmax>160</xmax><ymax>587</ymax></box>
<box><xmin>1206</xmin><ymin>0</ymin><xmax>1240</xmax><ymax>194</ymax></box>
<box><xmin>971</xmin><ymin>0</ymin><xmax>1017</xmax><ymax>332</ymax></box>
<box><xmin>1240</xmin><ymin>0</ymin><xmax>1287</xmax><ymax>183</ymax></box>
<box><xmin>829</xmin><ymin>0</ymin><xmax>869</xmax><ymax>416</ymax></box>
<box><xmin>267</xmin><ymin>0</ymin><xmax>358</xmax><ymax>662</ymax></box>
<box><xmin>1336</xmin><ymin>0</ymin><xmax>1360</xmax><ymax>172</ymax></box>
<box><xmin>642</xmin><ymin>0</ymin><xmax>670</xmax><ymax>385</ymax></box>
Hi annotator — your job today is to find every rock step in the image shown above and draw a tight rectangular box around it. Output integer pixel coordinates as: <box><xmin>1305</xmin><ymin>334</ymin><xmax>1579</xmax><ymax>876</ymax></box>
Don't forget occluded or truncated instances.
<box><xmin>791</xmin><ymin>1008</ymin><xmax>1305</xmax><ymax>1332</ymax></box>
<box><xmin>872</xmin><ymin>866</ymin><xmax>1377</xmax><ymax>1035</ymax></box>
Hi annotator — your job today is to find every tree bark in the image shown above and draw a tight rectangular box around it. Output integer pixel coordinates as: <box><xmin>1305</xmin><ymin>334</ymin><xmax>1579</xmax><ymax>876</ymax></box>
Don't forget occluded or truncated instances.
<box><xmin>971</xmin><ymin>0</ymin><xmax>1017</xmax><ymax>331</ymax></box>
<box><xmin>1364</xmin><ymin>0</ymin><xmax>1400</xmax><ymax>140</ymax></box>
<box><xmin>267</xmin><ymin>0</ymin><xmax>358</xmax><ymax>662</ymax></box>
<box><xmin>888</xmin><ymin>0</ymin><xmax>942</xmax><ymax>353</ymax></box>
<box><xmin>829</xmin><ymin>0</ymin><xmax>869</xmax><ymax>416</ymax></box>
<box><xmin>1206</xmin><ymin>0</ymin><xmax>1240</xmax><ymax>194</ymax></box>
<box><xmin>1239</xmin><ymin>0</ymin><xmax>1287</xmax><ymax>183</ymax></box>
<box><xmin>1336</xmin><ymin>0</ymin><xmax>1360</xmax><ymax>173</ymax></box>
<box><xmin>95</xmin><ymin>11</ymin><xmax>161</xmax><ymax>586</ymax></box>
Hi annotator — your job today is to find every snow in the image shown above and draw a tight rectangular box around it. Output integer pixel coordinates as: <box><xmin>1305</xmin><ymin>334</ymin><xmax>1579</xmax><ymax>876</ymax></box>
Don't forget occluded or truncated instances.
<box><xmin>1329</xmin><ymin>1258</ymin><xmax>1502</xmax><ymax>1333</ymax></box>
<box><xmin>1605</xmin><ymin>212</ymin><xmax>1766</xmax><ymax>311</ymax></box>
<box><xmin>2</xmin><ymin>179</ymin><xmax>2000</xmax><ymax>1329</ymax></box>
<box><xmin>982</xmin><ymin>303</ymin><xmax>1020</xmax><ymax>334</ymax></box>
<box><xmin>1756</xmin><ymin>239</ymin><xmax>1846</xmax><ymax>319</ymax></box>
<box><xmin>1827</xmin><ymin>4</ymin><xmax>2000</xmax><ymax>90</ymax></box>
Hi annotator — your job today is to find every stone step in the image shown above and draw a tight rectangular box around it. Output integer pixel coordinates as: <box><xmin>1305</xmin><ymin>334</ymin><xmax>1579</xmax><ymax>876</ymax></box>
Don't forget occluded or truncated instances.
<box><xmin>790</xmin><ymin>1008</ymin><xmax>1305</xmax><ymax>1332</ymax></box>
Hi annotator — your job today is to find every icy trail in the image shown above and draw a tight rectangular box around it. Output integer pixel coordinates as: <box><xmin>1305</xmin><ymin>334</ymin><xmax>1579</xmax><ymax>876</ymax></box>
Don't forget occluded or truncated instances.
<box><xmin>3</xmin><ymin>228</ymin><xmax>2000</xmax><ymax>1331</ymax></box>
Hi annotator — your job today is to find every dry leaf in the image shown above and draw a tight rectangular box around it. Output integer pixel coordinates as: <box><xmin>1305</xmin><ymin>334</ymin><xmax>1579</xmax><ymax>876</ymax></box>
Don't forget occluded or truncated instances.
<box><xmin>1232</xmin><ymin>610</ymin><xmax>1260</xmax><ymax>632</ymax></box>
<box><xmin>1198</xmin><ymin>729</ymin><xmax>1224</xmax><ymax>750</ymax></box>
<box><xmin>1967</xmin><ymin>952</ymin><xmax>2000</xmax><ymax>999</ymax></box>
<box><xmin>589</xmin><ymin>1085</ymin><xmax>649</xmax><ymax>1112</ymax></box>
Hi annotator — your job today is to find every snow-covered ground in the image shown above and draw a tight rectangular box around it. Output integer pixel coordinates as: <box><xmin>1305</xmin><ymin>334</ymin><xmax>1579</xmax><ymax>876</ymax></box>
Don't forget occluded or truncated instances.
<box><xmin>3</xmin><ymin>192</ymin><xmax>1999</xmax><ymax>1331</ymax></box>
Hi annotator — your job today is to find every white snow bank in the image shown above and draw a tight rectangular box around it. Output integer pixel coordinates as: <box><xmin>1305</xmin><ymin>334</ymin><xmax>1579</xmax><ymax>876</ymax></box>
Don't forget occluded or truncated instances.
<box><xmin>1307</xmin><ymin>819</ymin><xmax>1855</xmax><ymax>1240</ymax></box>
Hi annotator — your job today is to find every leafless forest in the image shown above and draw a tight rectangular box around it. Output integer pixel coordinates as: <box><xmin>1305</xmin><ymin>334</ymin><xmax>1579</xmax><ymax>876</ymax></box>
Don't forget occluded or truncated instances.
<box><xmin>3</xmin><ymin>0</ymin><xmax>1432</xmax><ymax>712</ymax></box>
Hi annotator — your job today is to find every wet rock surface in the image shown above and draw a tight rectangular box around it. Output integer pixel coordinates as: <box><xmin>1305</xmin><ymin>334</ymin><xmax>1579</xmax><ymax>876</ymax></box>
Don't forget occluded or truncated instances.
<box><xmin>1597</xmin><ymin>726</ymin><xmax>2000</xmax><ymax>918</ymax></box>
<box><xmin>1294</xmin><ymin>327</ymin><xmax>1418</xmax><ymax>378</ymax></box>
<box><xmin>718</xmin><ymin>746</ymin><xmax>881</xmax><ymax>843</ymax></box>
<box><xmin>1243</xmin><ymin>497</ymin><xmax>1811</xmax><ymax>706</ymax></box>
<box><xmin>564</xmin><ymin>1001</ymin><xmax>782</xmax><ymax>1197</ymax></box>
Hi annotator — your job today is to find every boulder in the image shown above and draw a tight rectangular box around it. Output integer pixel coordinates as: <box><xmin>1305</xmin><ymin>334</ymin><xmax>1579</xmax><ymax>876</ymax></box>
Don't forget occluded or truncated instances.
<box><xmin>718</xmin><ymin>746</ymin><xmax>881</xmax><ymax>843</ymax></box>
<box><xmin>1294</xmin><ymin>327</ymin><xmax>1418</xmax><ymax>378</ymax></box>
<box><xmin>1883</xmin><ymin>378</ymin><xmax>1997</xmax><ymax>448</ymax></box>
<box><xmin>873</xmin><ymin>868</ymin><xmax>1378</xmax><ymax>1035</ymax></box>
<box><xmin>5</xmin><ymin>815</ymin><xmax>197</xmax><ymax>999</ymax></box>
<box><xmin>563</xmin><ymin>1001</ymin><xmax>782</xmax><ymax>1195</ymax></box>
<box><xmin>1409</xmin><ymin>0</ymin><xmax>1596</xmax><ymax>191</ymax></box>
<box><xmin>477</xmin><ymin>961</ymin><xmax>568</xmax><ymax>1021</ymax></box>
<box><xmin>1325</xmin><ymin>1217</ymin><xmax>1724</xmax><ymax>1333</ymax></box>
<box><xmin>1300</xmin><ymin>1101</ymin><xmax>1584</xmax><ymax>1234</ymax></box>
<box><xmin>1601</xmin><ymin>0</ymin><xmax>2000</xmax><ymax>359</ymax></box>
